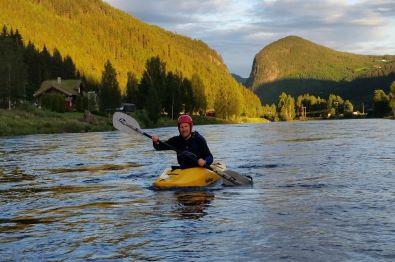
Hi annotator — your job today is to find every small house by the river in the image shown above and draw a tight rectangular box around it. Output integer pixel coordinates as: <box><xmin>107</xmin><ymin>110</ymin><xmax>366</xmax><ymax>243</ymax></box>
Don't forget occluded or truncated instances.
<box><xmin>33</xmin><ymin>78</ymin><xmax>83</xmax><ymax>110</ymax></box>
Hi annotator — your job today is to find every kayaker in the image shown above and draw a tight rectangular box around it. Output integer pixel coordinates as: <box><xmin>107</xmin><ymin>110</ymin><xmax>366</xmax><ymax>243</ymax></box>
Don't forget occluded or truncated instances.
<box><xmin>152</xmin><ymin>115</ymin><xmax>213</xmax><ymax>169</ymax></box>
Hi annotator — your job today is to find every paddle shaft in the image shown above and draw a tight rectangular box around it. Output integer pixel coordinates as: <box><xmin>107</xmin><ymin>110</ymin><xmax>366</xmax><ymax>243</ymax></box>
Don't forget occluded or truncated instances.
<box><xmin>119</xmin><ymin>118</ymin><xmax>192</xmax><ymax>156</ymax></box>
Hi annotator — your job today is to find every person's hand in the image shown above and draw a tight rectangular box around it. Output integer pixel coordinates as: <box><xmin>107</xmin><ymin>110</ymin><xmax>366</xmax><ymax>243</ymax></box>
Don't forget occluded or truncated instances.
<box><xmin>198</xmin><ymin>158</ymin><xmax>206</xmax><ymax>167</ymax></box>
<box><xmin>152</xmin><ymin>135</ymin><xmax>160</xmax><ymax>144</ymax></box>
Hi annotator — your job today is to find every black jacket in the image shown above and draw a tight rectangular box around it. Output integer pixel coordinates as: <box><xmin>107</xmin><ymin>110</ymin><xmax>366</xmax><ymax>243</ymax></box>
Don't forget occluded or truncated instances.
<box><xmin>153</xmin><ymin>131</ymin><xmax>213</xmax><ymax>168</ymax></box>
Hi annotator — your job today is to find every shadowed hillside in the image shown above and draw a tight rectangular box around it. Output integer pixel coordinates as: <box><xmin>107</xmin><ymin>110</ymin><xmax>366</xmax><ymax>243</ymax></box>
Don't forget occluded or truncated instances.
<box><xmin>247</xmin><ymin>36</ymin><xmax>395</xmax><ymax>104</ymax></box>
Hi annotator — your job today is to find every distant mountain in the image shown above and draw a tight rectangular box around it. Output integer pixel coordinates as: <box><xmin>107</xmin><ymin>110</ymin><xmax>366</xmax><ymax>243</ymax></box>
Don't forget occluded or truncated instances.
<box><xmin>247</xmin><ymin>36</ymin><xmax>395</xmax><ymax>105</ymax></box>
<box><xmin>0</xmin><ymin>0</ymin><xmax>262</xmax><ymax>116</ymax></box>
<box><xmin>231</xmin><ymin>73</ymin><xmax>248</xmax><ymax>85</ymax></box>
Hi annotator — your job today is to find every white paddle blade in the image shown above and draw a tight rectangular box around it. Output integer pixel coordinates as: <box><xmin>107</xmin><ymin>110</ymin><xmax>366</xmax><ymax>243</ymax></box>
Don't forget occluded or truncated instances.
<box><xmin>113</xmin><ymin>112</ymin><xmax>141</xmax><ymax>135</ymax></box>
<box><xmin>210</xmin><ymin>161</ymin><xmax>227</xmax><ymax>172</ymax></box>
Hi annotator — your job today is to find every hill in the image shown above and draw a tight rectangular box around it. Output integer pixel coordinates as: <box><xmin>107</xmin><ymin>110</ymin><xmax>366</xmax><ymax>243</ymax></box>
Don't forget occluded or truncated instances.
<box><xmin>0</xmin><ymin>0</ymin><xmax>262</xmax><ymax>117</ymax></box>
<box><xmin>247</xmin><ymin>36</ymin><xmax>395</xmax><ymax>105</ymax></box>
<box><xmin>231</xmin><ymin>73</ymin><xmax>248</xmax><ymax>86</ymax></box>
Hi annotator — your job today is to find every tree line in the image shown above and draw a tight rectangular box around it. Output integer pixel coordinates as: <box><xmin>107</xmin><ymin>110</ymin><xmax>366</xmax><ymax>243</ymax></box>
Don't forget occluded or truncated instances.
<box><xmin>261</xmin><ymin>83</ymin><xmax>395</xmax><ymax>121</ymax></box>
<box><xmin>372</xmin><ymin>83</ymin><xmax>395</xmax><ymax>117</ymax></box>
<box><xmin>0</xmin><ymin>26</ymin><xmax>79</xmax><ymax>109</ymax></box>
<box><xmin>262</xmin><ymin>93</ymin><xmax>355</xmax><ymax>121</ymax></box>
<box><xmin>99</xmin><ymin>56</ymin><xmax>212</xmax><ymax>123</ymax></box>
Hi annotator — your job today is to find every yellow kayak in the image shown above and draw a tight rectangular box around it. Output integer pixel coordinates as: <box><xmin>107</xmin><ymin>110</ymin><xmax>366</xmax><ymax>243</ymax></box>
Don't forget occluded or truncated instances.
<box><xmin>153</xmin><ymin>167</ymin><xmax>221</xmax><ymax>189</ymax></box>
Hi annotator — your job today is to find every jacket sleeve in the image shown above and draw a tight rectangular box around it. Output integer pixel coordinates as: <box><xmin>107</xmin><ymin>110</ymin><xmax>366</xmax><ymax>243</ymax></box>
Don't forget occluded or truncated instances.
<box><xmin>198</xmin><ymin>134</ymin><xmax>214</xmax><ymax>167</ymax></box>
<box><xmin>153</xmin><ymin>136</ymin><xmax>178</xmax><ymax>151</ymax></box>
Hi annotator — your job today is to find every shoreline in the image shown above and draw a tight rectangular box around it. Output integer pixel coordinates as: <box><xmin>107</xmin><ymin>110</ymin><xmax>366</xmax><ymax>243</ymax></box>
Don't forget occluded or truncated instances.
<box><xmin>2</xmin><ymin>109</ymin><xmax>391</xmax><ymax>138</ymax></box>
<box><xmin>0</xmin><ymin>109</ymin><xmax>269</xmax><ymax>137</ymax></box>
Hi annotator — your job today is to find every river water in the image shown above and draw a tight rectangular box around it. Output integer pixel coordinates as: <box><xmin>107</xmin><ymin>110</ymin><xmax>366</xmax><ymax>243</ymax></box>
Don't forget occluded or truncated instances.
<box><xmin>0</xmin><ymin>119</ymin><xmax>394</xmax><ymax>261</ymax></box>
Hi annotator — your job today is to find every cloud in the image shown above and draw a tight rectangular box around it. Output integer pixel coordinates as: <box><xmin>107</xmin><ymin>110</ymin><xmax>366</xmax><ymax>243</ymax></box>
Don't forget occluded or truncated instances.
<box><xmin>103</xmin><ymin>0</ymin><xmax>395</xmax><ymax>77</ymax></box>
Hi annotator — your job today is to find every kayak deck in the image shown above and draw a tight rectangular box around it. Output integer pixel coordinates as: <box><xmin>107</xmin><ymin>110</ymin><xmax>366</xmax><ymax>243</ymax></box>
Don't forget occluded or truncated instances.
<box><xmin>153</xmin><ymin>167</ymin><xmax>221</xmax><ymax>189</ymax></box>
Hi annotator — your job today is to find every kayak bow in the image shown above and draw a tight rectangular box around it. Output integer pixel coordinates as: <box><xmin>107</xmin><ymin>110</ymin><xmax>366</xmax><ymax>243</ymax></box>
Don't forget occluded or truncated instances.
<box><xmin>153</xmin><ymin>167</ymin><xmax>221</xmax><ymax>189</ymax></box>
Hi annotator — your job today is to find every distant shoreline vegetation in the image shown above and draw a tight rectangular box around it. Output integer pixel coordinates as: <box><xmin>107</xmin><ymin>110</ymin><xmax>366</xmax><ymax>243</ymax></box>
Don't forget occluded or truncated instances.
<box><xmin>261</xmin><ymin>82</ymin><xmax>395</xmax><ymax>122</ymax></box>
<box><xmin>0</xmin><ymin>106</ymin><xmax>267</xmax><ymax>137</ymax></box>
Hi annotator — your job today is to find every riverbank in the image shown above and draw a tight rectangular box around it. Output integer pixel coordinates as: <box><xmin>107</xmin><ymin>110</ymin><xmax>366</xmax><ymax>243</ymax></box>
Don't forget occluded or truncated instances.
<box><xmin>0</xmin><ymin>109</ymin><xmax>113</xmax><ymax>137</ymax></box>
<box><xmin>0</xmin><ymin>109</ymin><xmax>269</xmax><ymax>137</ymax></box>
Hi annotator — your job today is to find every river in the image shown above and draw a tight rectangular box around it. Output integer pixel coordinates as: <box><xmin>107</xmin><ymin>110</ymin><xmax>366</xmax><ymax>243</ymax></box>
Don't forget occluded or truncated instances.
<box><xmin>0</xmin><ymin>119</ymin><xmax>394</xmax><ymax>261</ymax></box>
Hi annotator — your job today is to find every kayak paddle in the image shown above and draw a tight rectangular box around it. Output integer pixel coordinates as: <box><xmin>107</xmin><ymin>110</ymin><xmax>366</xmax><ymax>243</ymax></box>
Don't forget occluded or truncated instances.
<box><xmin>112</xmin><ymin>112</ymin><xmax>253</xmax><ymax>186</ymax></box>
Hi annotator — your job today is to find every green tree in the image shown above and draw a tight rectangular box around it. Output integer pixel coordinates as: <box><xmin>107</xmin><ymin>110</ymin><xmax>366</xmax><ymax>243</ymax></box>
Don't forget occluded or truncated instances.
<box><xmin>99</xmin><ymin>60</ymin><xmax>121</xmax><ymax>112</ymax></box>
<box><xmin>181</xmin><ymin>77</ymin><xmax>194</xmax><ymax>114</ymax></box>
<box><xmin>51</xmin><ymin>48</ymin><xmax>63</xmax><ymax>78</ymax></box>
<box><xmin>42</xmin><ymin>93</ymin><xmax>66</xmax><ymax>112</ymax></box>
<box><xmin>343</xmin><ymin>100</ymin><xmax>354</xmax><ymax>117</ymax></box>
<box><xmin>327</xmin><ymin>94</ymin><xmax>344</xmax><ymax>116</ymax></box>
<box><xmin>164</xmin><ymin>71</ymin><xmax>182</xmax><ymax>119</ymax></box>
<box><xmin>124</xmin><ymin>72</ymin><xmax>139</xmax><ymax>104</ymax></box>
<box><xmin>277</xmin><ymin>92</ymin><xmax>295</xmax><ymax>121</ymax></box>
<box><xmin>138</xmin><ymin>56</ymin><xmax>167</xmax><ymax>122</ymax></box>
<box><xmin>373</xmin><ymin>89</ymin><xmax>391</xmax><ymax>117</ymax></box>
<box><xmin>39</xmin><ymin>46</ymin><xmax>52</xmax><ymax>81</ymax></box>
<box><xmin>23</xmin><ymin>41</ymin><xmax>42</xmax><ymax>100</ymax></box>
<box><xmin>63</xmin><ymin>55</ymin><xmax>77</xmax><ymax>78</ymax></box>
<box><xmin>389</xmin><ymin>82</ymin><xmax>395</xmax><ymax>117</ymax></box>
<box><xmin>214</xmin><ymin>86</ymin><xmax>241</xmax><ymax>120</ymax></box>
<box><xmin>191</xmin><ymin>74</ymin><xmax>207</xmax><ymax>115</ymax></box>
<box><xmin>0</xmin><ymin>28</ymin><xmax>27</xmax><ymax>109</ymax></box>
<box><xmin>262</xmin><ymin>103</ymin><xmax>276</xmax><ymax>121</ymax></box>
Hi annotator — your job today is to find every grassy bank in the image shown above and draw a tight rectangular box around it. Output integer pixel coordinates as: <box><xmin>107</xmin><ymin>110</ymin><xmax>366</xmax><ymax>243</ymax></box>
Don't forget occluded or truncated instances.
<box><xmin>0</xmin><ymin>108</ymin><xmax>269</xmax><ymax>137</ymax></box>
<box><xmin>0</xmin><ymin>108</ymin><xmax>113</xmax><ymax>137</ymax></box>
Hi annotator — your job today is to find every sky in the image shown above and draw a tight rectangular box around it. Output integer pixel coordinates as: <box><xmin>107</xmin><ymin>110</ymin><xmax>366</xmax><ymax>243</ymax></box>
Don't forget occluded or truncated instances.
<box><xmin>103</xmin><ymin>0</ymin><xmax>395</xmax><ymax>77</ymax></box>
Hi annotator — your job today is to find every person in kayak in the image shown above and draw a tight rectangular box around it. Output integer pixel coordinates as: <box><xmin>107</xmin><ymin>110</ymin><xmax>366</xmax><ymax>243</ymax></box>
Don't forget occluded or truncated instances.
<box><xmin>152</xmin><ymin>114</ymin><xmax>213</xmax><ymax>169</ymax></box>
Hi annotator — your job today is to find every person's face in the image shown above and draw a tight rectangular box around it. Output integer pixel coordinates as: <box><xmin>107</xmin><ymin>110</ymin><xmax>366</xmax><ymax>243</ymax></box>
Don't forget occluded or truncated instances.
<box><xmin>179</xmin><ymin>123</ymin><xmax>191</xmax><ymax>138</ymax></box>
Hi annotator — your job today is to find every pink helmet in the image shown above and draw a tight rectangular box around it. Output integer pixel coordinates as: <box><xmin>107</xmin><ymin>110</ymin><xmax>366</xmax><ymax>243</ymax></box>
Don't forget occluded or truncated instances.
<box><xmin>177</xmin><ymin>114</ymin><xmax>193</xmax><ymax>130</ymax></box>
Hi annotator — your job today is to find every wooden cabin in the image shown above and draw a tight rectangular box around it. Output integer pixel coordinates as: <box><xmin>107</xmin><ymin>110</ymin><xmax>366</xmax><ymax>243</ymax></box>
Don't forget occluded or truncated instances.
<box><xmin>33</xmin><ymin>77</ymin><xmax>83</xmax><ymax>110</ymax></box>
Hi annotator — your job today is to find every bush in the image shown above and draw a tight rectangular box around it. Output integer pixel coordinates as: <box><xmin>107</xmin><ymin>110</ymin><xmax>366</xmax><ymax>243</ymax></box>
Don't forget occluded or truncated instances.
<box><xmin>41</xmin><ymin>93</ymin><xmax>66</xmax><ymax>113</ymax></box>
<box><xmin>131</xmin><ymin>109</ymin><xmax>153</xmax><ymax>128</ymax></box>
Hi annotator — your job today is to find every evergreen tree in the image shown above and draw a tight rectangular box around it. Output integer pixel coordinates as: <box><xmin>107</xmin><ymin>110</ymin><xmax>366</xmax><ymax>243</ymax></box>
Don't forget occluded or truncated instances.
<box><xmin>99</xmin><ymin>60</ymin><xmax>121</xmax><ymax>112</ymax></box>
<box><xmin>214</xmin><ymin>86</ymin><xmax>241</xmax><ymax>119</ymax></box>
<box><xmin>63</xmin><ymin>55</ymin><xmax>76</xmax><ymax>78</ymax></box>
<box><xmin>181</xmin><ymin>77</ymin><xmax>194</xmax><ymax>114</ymax></box>
<box><xmin>191</xmin><ymin>74</ymin><xmax>207</xmax><ymax>114</ymax></box>
<box><xmin>23</xmin><ymin>41</ymin><xmax>42</xmax><ymax>100</ymax></box>
<box><xmin>0</xmin><ymin>28</ymin><xmax>27</xmax><ymax>109</ymax></box>
<box><xmin>145</xmin><ymin>85</ymin><xmax>161</xmax><ymax>123</ymax></box>
<box><xmin>124</xmin><ymin>72</ymin><xmax>139</xmax><ymax>104</ymax></box>
<box><xmin>164</xmin><ymin>71</ymin><xmax>182</xmax><ymax>119</ymax></box>
<box><xmin>373</xmin><ymin>89</ymin><xmax>391</xmax><ymax>117</ymax></box>
<box><xmin>138</xmin><ymin>56</ymin><xmax>167</xmax><ymax>122</ymax></box>
<box><xmin>40</xmin><ymin>46</ymin><xmax>52</xmax><ymax>81</ymax></box>
<box><xmin>51</xmin><ymin>48</ymin><xmax>63</xmax><ymax>78</ymax></box>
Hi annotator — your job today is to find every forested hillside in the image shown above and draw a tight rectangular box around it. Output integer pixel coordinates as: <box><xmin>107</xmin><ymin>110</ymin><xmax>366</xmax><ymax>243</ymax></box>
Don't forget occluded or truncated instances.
<box><xmin>247</xmin><ymin>36</ymin><xmax>395</xmax><ymax>105</ymax></box>
<box><xmin>0</xmin><ymin>0</ymin><xmax>262</xmax><ymax>117</ymax></box>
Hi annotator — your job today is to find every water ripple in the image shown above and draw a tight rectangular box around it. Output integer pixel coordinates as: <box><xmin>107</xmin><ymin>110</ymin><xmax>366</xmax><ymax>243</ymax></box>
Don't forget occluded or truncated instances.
<box><xmin>0</xmin><ymin>119</ymin><xmax>394</xmax><ymax>261</ymax></box>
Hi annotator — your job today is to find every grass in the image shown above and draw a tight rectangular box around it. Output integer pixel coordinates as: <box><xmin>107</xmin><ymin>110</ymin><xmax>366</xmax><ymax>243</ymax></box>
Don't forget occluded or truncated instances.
<box><xmin>0</xmin><ymin>107</ymin><xmax>269</xmax><ymax>137</ymax></box>
<box><xmin>0</xmin><ymin>108</ymin><xmax>113</xmax><ymax>137</ymax></box>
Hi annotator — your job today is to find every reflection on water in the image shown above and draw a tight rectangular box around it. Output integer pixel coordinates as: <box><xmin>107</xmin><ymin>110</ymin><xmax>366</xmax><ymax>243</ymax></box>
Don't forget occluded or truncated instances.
<box><xmin>0</xmin><ymin>167</ymin><xmax>35</xmax><ymax>183</ymax></box>
<box><xmin>0</xmin><ymin>120</ymin><xmax>394</xmax><ymax>261</ymax></box>
<box><xmin>174</xmin><ymin>191</ymin><xmax>215</xmax><ymax>219</ymax></box>
<box><xmin>39</xmin><ymin>163</ymin><xmax>142</xmax><ymax>174</ymax></box>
